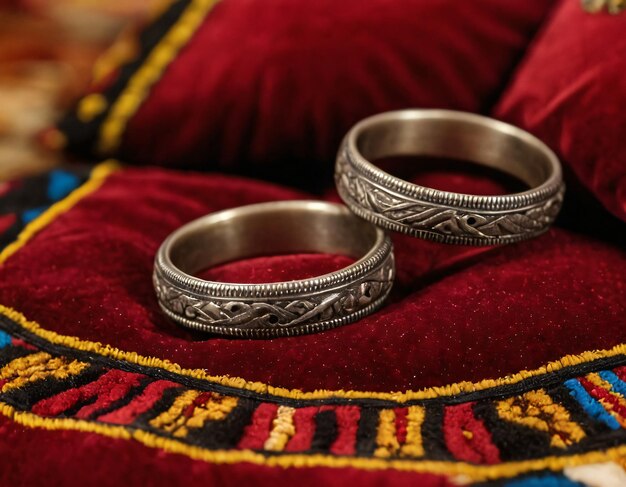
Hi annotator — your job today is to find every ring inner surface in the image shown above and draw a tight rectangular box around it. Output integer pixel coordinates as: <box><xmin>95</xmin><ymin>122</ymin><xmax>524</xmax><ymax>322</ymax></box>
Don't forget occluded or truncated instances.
<box><xmin>169</xmin><ymin>208</ymin><xmax>378</xmax><ymax>277</ymax></box>
<box><xmin>356</xmin><ymin>117</ymin><xmax>552</xmax><ymax>189</ymax></box>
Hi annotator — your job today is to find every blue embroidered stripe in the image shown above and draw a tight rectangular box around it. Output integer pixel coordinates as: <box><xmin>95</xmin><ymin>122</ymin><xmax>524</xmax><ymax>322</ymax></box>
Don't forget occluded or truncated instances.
<box><xmin>564</xmin><ymin>378</ymin><xmax>620</xmax><ymax>430</ymax></box>
<box><xmin>505</xmin><ymin>474</ymin><xmax>584</xmax><ymax>486</ymax></box>
<box><xmin>0</xmin><ymin>330</ymin><xmax>10</xmax><ymax>349</ymax></box>
<box><xmin>598</xmin><ymin>370</ymin><xmax>626</xmax><ymax>398</ymax></box>
<box><xmin>47</xmin><ymin>170</ymin><xmax>82</xmax><ymax>201</ymax></box>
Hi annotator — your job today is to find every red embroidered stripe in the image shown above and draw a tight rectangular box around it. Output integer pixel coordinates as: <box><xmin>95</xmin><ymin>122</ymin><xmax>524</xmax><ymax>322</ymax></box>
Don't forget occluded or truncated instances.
<box><xmin>0</xmin><ymin>214</ymin><xmax>16</xmax><ymax>234</ymax></box>
<box><xmin>237</xmin><ymin>403</ymin><xmax>278</xmax><ymax>450</ymax></box>
<box><xmin>185</xmin><ymin>391</ymin><xmax>212</xmax><ymax>417</ymax></box>
<box><xmin>32</xmin><ymin>369</ymin><xmax>144</xmax><ymax>418</ymax></box>
<box><xmin>579</xmin><ymin>377</ymin><xmax>626</xmax><ymax>419</ymax></box>
<box><xmin>443</xmin><ymin>402</ymin><xmax>500</xmax><ymax>464</ymax></box>
<box><xmin>285</xmin><ymin>406</ymin><xmax>318</xmax><ymax>452</ymax></box>
<box><xmin>75</xmin><ymin>371</ymin><xmax>145</xmax><ymax>419</ymax></box>
<box><xmin>97</xmin><ymin>379</ymin><xmax>179</xmax><ymax>425</ymax></box>
<box><xmin>10</xmin><ymin>338</ymin><xmax>37</xmax><ymax>350</ymax></box>
<box><xmin>614</xmin><ymin>366</ymin><xmax>626</xmax><ymax>382</ymax></box>
<box><xmin>0</xmin><ymin>181</ymin><xmax>16</xmax><ymax>198</ymax></box>
<box><xmin>395</xmin><ymin>407</ymin><xmax>408</xmax><ymax>446</ymax></box>
<box><xmin>330</xmin><ymin>405</ymin><xmax>361</xmax><ymax>456</ymax></box>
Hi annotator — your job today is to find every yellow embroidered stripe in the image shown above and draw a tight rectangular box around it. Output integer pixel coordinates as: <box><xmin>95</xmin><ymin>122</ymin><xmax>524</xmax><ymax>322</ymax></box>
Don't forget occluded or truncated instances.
<box><xmin>5</xmin><ymin>401</ymin><xmax>626</xmax><ymax>481</ymax></box>
<box><xmin>78</xmin><ymin>94</ymin><xmax>109</xmax><ymax>123</ymax></box>
<box><xmin>264</xmin><ymin>406</ymin><xmax>296</xmax><ymax>452</ymax></box>
<box><xmin>0</xmin><ymin>160</ymin><xmax>119</xmax><ymax>265</ymax></box>
<box><xmin>97</xmin><ymin>0</ymin><xmax>221</xmax><ymax>154</ymax></box>
<box><xmin>497</xmin><ymin>390</ymin><xmax>585</xmax><ymax>449</ymax></box>
<box><xmin>400</xmin><ymin>406</ymin><xmax>425</xmax><ymax>458</ymax></box>
<box><xmin>374</xmin><ymin>409</ymin><xmax>399</xmax><ymax>458</ymax></box>
<box><xmin>0</xmin><ymin>352</ymin><xmax>87</xmax><ymax>393</ymax></box>
<box><xmin>150</xmin><ymin>389</ymin><xmax>201</xmax><ymax>437</ymax></box>
<box><xmin>90</xmin><ymin>1</ymin><xmax>176</xmax><ymax>85</ymax></box>
<box><xmin>150</xmin><ymin>390</ymin><xmax>239</xmax><ymax>438</ymax></box>
<box><xmin>190</xmin><ymin>394</ymin><xmax>238</xmax><ymax>424</ymax></box>
<box><xmin>3</xmin><ymin>304</ymin><xmax>626</xmax><ymax>403</ymax></box>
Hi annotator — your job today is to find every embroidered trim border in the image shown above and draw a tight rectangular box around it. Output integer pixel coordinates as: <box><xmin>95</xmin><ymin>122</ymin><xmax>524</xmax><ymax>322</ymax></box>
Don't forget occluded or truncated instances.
<box><xmin>2</xmin><ymin>310</ymin><xmax>626</xmax><ymax>482</ymax></box>
<box><xmin>0</xmin><ymin>161</ymin><xmax>119</xmax><ymax>265</ymax></box>
<box><xmin>0</xmin><ymin>168</ymin><xmax>90</xmax><ymax>251</ymax></box>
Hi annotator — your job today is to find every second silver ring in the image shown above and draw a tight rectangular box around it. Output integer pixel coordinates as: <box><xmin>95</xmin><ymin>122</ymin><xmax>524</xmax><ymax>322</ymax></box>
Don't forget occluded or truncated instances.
<box><xmin>335</xmin><ymin>109</ymin><xmax>565</xmax><ymax>246</ymax></box>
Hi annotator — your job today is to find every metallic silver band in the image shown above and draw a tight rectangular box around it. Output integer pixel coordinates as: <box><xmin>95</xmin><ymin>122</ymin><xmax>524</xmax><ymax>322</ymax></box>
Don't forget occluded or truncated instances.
<box><xmin>153</xmin><ymin>201</ymin><xmax>395</xmax><ymax>338</ymax></box>
<box><xmin>335</xmin><ymin>109</ymin><xmax>565</xmax><ymax>245</ymax></box>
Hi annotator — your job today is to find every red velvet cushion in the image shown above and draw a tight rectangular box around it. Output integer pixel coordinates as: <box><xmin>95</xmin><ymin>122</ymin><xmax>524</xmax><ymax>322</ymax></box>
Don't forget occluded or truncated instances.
<box><xmin>495</xmin><ymin>0</ymin><xmax>626</xmax><ymax>223</ymax></box>
<box><xmin>0</xmin><ymin>421</ymin><xmax>453</xmax><ymax>487</ymax></box>
<box><xmin>56</xmin><ymin>0</ymin><xmax>555</xmax><ymax>188</ymax></box>
<box><xmin>1</xmin><ymin>166</ymin><xmax>624</xmax><ymax>393</ymax></box>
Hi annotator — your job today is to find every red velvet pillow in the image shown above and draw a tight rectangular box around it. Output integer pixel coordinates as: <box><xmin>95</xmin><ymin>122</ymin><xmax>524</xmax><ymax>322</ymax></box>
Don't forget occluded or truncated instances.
<box><xmin>55</xmin><ymin>0</ymin><xmax>555</xmax><ymax>188</ymax></box>
<box><xmin>495</xmin><ymin>0</ymin><xmax>626</xmax><ymax>223</ymax></box>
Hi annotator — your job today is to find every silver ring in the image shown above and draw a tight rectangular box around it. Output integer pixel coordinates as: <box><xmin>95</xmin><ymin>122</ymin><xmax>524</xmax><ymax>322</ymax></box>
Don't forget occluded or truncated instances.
<box><xmin>153</xmin><ymin>201</ymin><xmax>395</xmax><ymax>338</ymax></box>
<box><xmin>335</xmin><ymin>109</ymin><xmax>565</xmax><ymax>245</ymax></box>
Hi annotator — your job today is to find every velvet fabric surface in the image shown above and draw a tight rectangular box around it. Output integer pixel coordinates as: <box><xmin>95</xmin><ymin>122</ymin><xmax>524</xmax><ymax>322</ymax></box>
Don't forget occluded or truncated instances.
<box><xmin>57</xmin><ymin>0</ymin><xmax>555</xmax><ymax>189</ymax></box>
<box><xmin>495</xmin><ymin>0</ymin><xmax>626</xmax><ymax>223</ymax></box>
<box><xmin>0</xmin><ymin>167</ymin><xmax>624</xmax><ymax>394</ymax></box>
<box><xmin>0</xmin><ymin>415</ymin><xmax>454</xmax><ymax>487</ymax></box>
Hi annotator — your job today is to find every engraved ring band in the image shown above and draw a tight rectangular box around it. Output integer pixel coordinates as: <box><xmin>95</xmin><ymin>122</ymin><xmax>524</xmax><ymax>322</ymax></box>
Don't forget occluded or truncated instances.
<box><xmin>153</xmin><ymin>201</ymin><xmax>395</xmax><ymax>337</ymax></box>
<box><xmin>335</xmin><ymin>109</ymin><xmax>565</xmax><ymax>245</ymax></box>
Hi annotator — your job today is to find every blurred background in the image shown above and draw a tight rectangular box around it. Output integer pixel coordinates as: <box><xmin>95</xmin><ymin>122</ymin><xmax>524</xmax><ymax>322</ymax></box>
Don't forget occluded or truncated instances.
<box><xmin>0</xmin><ymin>0</ymin><xmax>160</xmax><ymax>180</ymax></box>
